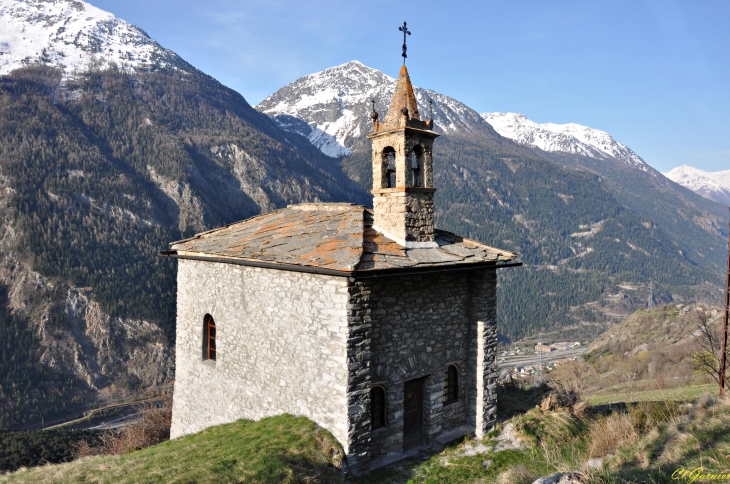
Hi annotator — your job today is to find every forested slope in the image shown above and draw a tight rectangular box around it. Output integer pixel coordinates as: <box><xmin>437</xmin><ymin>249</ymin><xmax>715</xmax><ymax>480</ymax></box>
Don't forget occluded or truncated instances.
<box><xmin>341</xmin><ymin>131</ymin><xmax>723</xmax><ymax>341</ymax></box>
<box><xmin>0</xmin><ymin>65</ymin><xmax>369</xmax><ymax>428</ymax></box>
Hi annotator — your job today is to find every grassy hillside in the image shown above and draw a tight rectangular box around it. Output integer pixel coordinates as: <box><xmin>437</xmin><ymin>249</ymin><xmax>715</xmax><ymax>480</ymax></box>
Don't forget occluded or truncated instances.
<box><xmin>6</xmin><ymin>392</ymin><xmax>730</xmax><ymax>484</ymax></box>
<box><xmin>544</xmin><ymin>305</ymin><xmax>726</xmax><ymax>408</ymax></box>
<box><xmin>0</xmin><ymin>415</ymin><xmax>343</xmax><ymax>483</ymax></box>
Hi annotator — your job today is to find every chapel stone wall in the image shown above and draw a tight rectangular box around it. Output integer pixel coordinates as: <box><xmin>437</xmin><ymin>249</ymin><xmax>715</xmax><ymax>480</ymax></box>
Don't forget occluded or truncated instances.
<box><xmin>345</xmin><ymin>270</ymin><xmax>498</xmax><ymax>473</ymax></box>
<box><xmin>170</xmin><ymin>260</ymin><xmax>351</xmax><ymax>448</ymax></box>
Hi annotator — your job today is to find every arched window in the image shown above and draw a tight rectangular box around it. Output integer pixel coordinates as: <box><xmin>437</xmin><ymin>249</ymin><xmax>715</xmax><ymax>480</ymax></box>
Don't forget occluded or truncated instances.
<box><xmin>203</xmin><ymin>314</ymin><xmax>216</xmax><ymax>361</ymax></box>
<box><xmin>371</xmin><ymin>386</ymin><xmax>386</xmax><ymax>430</ymax></box>
<box><xmin>410</xmin><ymin>149</ymin><xmax>420</xmax><ymax>187</ymax></box>
<box><xmin>383</xmin><ymin>147</ymin><xmax>396</xmax><ymax>188</ymax></box>
<box><xmin>444</xmin><ymin>365</ymin><xmax>458</xmax><ymax>405</ymax></box>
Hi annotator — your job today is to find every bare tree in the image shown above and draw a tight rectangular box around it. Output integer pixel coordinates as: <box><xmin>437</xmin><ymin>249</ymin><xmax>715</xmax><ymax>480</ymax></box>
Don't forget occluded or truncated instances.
<box><xmin>611</xmin><ymin>360</ymin><xmax>642</xmax><ymax>402</ymax></box>
<box><xmin>691</xmin><ymin>307</ymin><xmax>728</xmax><ymax>386</ymax></box>
<box><xmin>549</xmin><ymin>358</ymin><xmax>597</xmax><ymax>397</ymax></box>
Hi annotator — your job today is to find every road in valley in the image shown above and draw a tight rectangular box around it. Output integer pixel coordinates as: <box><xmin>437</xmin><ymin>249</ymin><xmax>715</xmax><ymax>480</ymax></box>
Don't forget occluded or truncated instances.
<box><xmin>497</xmin><ymin>346</ymin><xmax>587</xmax><ymax>370</ymax></box>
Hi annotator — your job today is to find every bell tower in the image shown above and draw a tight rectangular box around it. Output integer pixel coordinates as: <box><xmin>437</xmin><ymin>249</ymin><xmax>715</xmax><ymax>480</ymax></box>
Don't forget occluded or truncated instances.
<box><xmin>367</xmin><ymin>64</ymin><xmax>439</xmax><ymax>248</ymax></box>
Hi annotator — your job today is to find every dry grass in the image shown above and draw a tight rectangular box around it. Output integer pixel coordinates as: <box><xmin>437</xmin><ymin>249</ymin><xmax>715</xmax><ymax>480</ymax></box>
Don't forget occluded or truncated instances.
<box><xmin>74</xmin><ymin>400</ymin><xmax>171</xmax><ymax>457</ymax></box>
<box><xmin>587</xmin><ymin>413</ymin><xmax>638</xmax><ymax>458</ymax></box>
<box><xmin>496</xmin><ymin>464</ymin><xmax>537</xmax><ymax>484</ymax></box>
<box><xmin>540</xmin><ymin>386</ymin><xmax>581</xmax><ymax>412</ymax></box>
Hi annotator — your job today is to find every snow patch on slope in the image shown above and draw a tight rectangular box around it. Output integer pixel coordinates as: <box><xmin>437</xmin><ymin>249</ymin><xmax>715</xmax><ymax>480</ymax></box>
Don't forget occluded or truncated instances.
<box><xmin>481</xmin><ymin>112</ymin><xmax>648</xmax><ymax>171</ymax></box>
<box><xmin>0</xmin><ymin>0</ymin><xmax>188</xmax><ymax>76</ymax></box>
<box><xmin>664</xmin><ymin>165</ymin><xmax>730</xmax><ymax>206</ymax></box>
<box><xmin>257</xmin><ymin>60</ymin><xmax>490</xmax><ymax>158</ymax></box>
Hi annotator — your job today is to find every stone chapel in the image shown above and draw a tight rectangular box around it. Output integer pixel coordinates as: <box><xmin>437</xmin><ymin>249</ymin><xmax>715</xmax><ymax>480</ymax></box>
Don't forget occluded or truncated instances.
<box><xmin>166</xmin><ymin>62</ymin><xmax>519</xmax><ymax>474</ymax></box>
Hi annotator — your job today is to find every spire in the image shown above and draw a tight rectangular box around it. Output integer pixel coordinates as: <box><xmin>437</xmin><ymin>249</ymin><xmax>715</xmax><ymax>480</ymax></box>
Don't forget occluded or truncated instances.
<box><xmin>365</xmin><ymin>21</ymin><xmax>439</xmax><ymax>248</ymax></box>
<box><xmin>382</xmin><ymin>65</ymin><xmax>421</xmax><ymax>129</ymax></box>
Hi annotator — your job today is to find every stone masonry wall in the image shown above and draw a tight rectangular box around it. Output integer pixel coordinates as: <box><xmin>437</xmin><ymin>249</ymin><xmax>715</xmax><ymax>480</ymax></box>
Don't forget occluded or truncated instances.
<box><xmin>170</xmin><ymin>260</ymin><xmax>351</xmax><ymax>448</ymax></box>
<box><xmin>372</xmin><ymin>189</ymin><xmax>435</xmax><ymax>243</ymax></box>
<box><xmin>344</xmin><ymin>280</ymin><xmax>373</xmax><ymax>474</ymax></box>
<box><xmin>369</xmin><ymin>127</ymin><xmax>436</xmax><ymax>244</ymax></box>
<box><xmin>404</xmin><ymin>191</ymin><xmax>435</xmax><ymax>242</ymax></box>
<box><xmin>346</xmin><ymin>271</ymin><xmax>498</xmax><ymax>472</ymax></box>
<box><xmin>467</xmin><ymin>270</ymin><xmax>499</xmax><ymax>437</ymax></box>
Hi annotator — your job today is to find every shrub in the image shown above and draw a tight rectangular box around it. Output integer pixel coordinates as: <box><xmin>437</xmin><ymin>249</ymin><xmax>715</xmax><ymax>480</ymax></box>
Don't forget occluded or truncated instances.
<box><xmin>514</xmin><ymin>408</ymin><xmax>582</xmax><ymax>446</ymax></box>
<box><xmin>540</xmin><ymin>386</ymin><xmax>581</xmax><ymax>411</ymax></box>
<box><xmin>74</xmin><ymin>399</ymin><xmax>171</xmax><ymax>457</ymax></box>
<box><xmin>0</xmin><ymin>429</ymin><xmax>102</xmax><ymax>472</ymax></box>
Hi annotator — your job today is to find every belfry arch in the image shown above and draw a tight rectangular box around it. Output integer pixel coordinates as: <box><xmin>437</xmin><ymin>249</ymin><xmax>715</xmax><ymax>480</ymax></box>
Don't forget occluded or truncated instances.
<box><xmin>381</xmin><ymin>146</ymin><xmax>396</xmax><ymax>189</ymax></box>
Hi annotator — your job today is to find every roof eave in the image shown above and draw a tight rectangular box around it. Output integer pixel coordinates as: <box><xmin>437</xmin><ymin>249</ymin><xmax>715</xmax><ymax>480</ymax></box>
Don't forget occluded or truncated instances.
<box><xmin>160</xmin><ymin>250</ymin><xmax>522</xmax><ymax>278</ymax></box>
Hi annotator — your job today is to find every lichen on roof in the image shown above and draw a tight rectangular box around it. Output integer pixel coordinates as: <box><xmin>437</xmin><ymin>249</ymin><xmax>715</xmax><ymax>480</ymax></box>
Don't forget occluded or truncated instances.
<box><xmin>170</xmin><ymin>203</ymin><xmax>517</xmax><ymax>274</ymax></box>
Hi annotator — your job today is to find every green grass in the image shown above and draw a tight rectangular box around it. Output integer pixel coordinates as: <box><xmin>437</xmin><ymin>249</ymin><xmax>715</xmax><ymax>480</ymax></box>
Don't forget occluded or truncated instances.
<box><xmin>5</xmin><ymin>392</ymin><xmax>730</xmax><ymax>484</ymax></box>
<box><xmin>588</xmin><ymin>384</ymin><xmax>717</xmax><ymax>406</ymax></box>
<box><xmin>351</xmin><ymin>444</ymin><xmax>550</xmax><ymax>484</ymax></box>
<box><xmin>0</xmin><ymin>415</ymin><xmax>343</xmax><ymax>484</ymax></box>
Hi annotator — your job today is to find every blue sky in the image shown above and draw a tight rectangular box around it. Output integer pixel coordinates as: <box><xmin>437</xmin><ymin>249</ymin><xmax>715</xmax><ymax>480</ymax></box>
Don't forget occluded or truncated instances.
<box><xmin>92</xmin><ymin>0</ymin><xmax>729</xmax><ymax>173</ymax></box>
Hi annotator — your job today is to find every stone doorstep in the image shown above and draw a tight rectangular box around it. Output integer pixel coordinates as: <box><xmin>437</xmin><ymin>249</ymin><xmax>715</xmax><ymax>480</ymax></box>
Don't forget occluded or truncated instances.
<box><xmin>433</xmin><ymin>425</ymin><xmax>475</xmax><ymax>451</ymax></box>
<box><xmin>368</xmin><ymin>447</ymin><xmax>423</xmax><ymax>472</ymax></box>
<box><xmin>367</xmin><ymin>426</ymin><xmax>476</xmax><ymax>472</ymax></box>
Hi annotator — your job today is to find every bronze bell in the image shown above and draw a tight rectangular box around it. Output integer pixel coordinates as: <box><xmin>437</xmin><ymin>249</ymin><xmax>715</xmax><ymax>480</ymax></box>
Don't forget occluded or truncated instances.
<box><xmin>370</xmin><ymin>110</ymin><xmax>378</xmax><ymax>121</ymax></box>
<box><xmin>401</xmin><ymin>106</ymin><xmax>409</xmax><ymax>117</ymax></box>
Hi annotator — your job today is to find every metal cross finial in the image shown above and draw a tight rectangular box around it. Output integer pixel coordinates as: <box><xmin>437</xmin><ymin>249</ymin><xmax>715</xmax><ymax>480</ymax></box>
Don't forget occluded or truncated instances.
<box><xmin>429</xmin><ymin>98</ymin><xmax>433</xmax><ymax>118</ymax></box>
<box><xmin>370</xmin><ymin>98</ymin><xmax>379</xmax><ymax>122</ymax></box>
<box><xmin>399</xmin><ymin>21</ymin><xmax>411</xmax><ymax>64</ymax></box>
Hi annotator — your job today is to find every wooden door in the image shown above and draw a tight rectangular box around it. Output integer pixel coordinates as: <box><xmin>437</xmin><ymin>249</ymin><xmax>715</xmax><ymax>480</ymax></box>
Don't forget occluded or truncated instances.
<box><xmin>403</xmin><ymin>378</ymin><xmax>424</xmax><ymax>450</ymax></box>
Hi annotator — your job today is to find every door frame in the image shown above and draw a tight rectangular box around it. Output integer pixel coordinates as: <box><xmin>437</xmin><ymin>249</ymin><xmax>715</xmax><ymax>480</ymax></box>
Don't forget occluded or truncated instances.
<box><xmin>403</xmin><ymin>377</ymin><xmax>425</xmax><ymax>451</ymax></box>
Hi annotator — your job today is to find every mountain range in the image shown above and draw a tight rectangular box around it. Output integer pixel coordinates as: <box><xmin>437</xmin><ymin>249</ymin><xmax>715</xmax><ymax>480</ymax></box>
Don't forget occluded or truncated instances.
<box><xmin>480</xmin><ymin>112</ymin><xmax>648</xmax><ymax>170</ymax></box>
<box><xmin>0</xmin><ymin>0</ymin><xmax>727</xmax><ymax>430</ymax></box>
<box><xmin>257</xmin><ymin>62</ymin><xmax>728</xmax><ymax>328</ymax></box>
<box><xmin>481</xmin><ymin>113</ymin><xmax>730</xmax><ymax>209</ymax></box>
<box><xmin>664</xmin><ymin>165</ymin><xmax>730</xmax><ymax>207</ymax></box>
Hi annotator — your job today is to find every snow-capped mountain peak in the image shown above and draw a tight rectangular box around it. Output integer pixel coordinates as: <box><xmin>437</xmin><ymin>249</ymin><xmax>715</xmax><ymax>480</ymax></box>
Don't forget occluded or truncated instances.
<box><xmin>481</xmin><ymin>112</ymin><xmax>648</xmax><ymax>170</ymax></box>
<box><xmin>664</xmin><ymin>165</ymin><xmax>730</xmax><ymax>206</ymax></box>
<box><xmin>0</xmin><ymin>0</ymin><xmax>189</xmax><ymax>76</ymax></box>
<box><xmin>256</xmin><ymin>60</ymin><xmax>491</xmax><ymax>158</ymax></box>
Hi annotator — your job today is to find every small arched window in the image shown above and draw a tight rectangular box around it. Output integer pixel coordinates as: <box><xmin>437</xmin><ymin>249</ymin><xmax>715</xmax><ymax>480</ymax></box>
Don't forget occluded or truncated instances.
<box><xmin>203</xmin><ymin>314</ymin><xmax>216</xmax><ymax>361</ymax></box>
<box><xmin>410</xmin><ymin>151</ymin><xmax>420</xmax><ymax>187</ymax></box>
<box><xmin>383</xmin><ymin>147</ymin><xmax>396</xmax><ymax>188</ymax></box>
<box><xmin>444</xmin><ymin>365</ymin><xmax>458</xmax><ymax>405</ymax></box>
<box><xmin>371</xmin><ymin>386</ymin><xmax>386</xmax><ymax>430</ymax></box>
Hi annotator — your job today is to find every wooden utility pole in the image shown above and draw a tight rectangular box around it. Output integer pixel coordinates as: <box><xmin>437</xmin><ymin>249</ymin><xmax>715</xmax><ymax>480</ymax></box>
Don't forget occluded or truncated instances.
<box><xmin>720</xmin><ymin>208</ymin><xmax>730</xmax><ymax>398</ymax></box>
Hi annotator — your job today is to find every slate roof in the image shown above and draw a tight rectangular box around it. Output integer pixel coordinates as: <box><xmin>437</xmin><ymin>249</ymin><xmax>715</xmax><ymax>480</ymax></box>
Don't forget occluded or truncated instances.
<box><xmin>169</xmin><ymin>203</ymin><xmax>517</xmax><ymax>274</ymax></box>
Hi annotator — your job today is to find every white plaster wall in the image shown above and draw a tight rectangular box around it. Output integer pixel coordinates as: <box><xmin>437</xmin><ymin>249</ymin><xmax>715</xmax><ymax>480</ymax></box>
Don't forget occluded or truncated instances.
<box><xmin>170</xmin><ymin>260</ymin><xmax>350</xmax><ymax>448</ymax></box>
